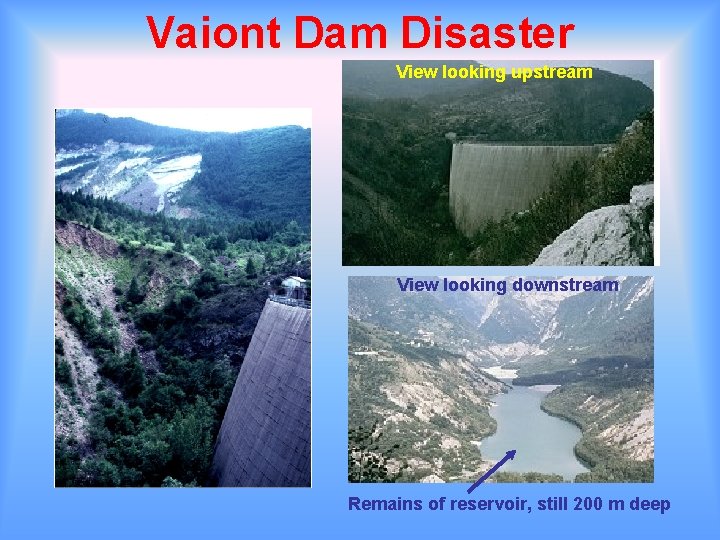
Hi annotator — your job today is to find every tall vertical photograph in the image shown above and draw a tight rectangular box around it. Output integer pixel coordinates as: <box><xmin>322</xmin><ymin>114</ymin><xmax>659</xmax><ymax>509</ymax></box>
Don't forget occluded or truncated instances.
<box><xmin>54</xmin><ymin>109</ymin><xmax>311</xmax><ymax>487</ymax></box>
<box><xmin>342</xmin><ymin>60</ymin><xmax>654</xmax><ymax>266</ymax></box>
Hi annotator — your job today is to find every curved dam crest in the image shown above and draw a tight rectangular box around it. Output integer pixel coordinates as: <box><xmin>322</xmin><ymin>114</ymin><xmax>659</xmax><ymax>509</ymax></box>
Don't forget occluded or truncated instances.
<box><xmin>449</xmin><ymin>143</ymin><xmax>601</xmax><ymax>237</ymax></box>
<box><xmin>212</xmin><ymin>299</ymin><xmax>311</xmax><ymax>487</ymax></box>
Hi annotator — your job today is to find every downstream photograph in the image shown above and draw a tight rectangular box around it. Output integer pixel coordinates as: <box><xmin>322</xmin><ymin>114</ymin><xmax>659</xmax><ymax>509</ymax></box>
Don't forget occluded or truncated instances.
<box><xmin>342</xmin><ymin>60</ymin><xmax>654</xmax><ymax>266</ymax></box>
<box><xmin>348</xmin><ymin>276</ymin><xmax>654</xmax><ymax>483</ymax></box>
<box><xmin>54</xmin><ymin>109</ymin><xmax>311</xmax><ymax>487</ymax></box>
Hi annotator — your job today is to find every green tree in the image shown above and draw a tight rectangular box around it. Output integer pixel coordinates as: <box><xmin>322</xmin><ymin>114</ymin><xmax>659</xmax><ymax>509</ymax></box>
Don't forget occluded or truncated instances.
<box><xmin>126</xmin><ymin>277</ymin><xmax>144</xmax><ymax>305</ymax></box>
<box><xmin>100</xmin><ymin>307</ymin><xmax>114</xmax><ymax>328</ymax></box>
<box><xmin>206</xmin><ymin>234</ymin><xmax>228</xmax><ymax>252</ymax></box>
<box><xmin>348</xmin><ymin>421</ymin><xmax>406</xmax><ymax>483</ymax></box>
<box><xmin>168</xmin><ymin>398</ymin><xmax>215</xmax><ymax>484</ymax></box>
<box><xmin>93</xmin><ymin>212</ymin><xmax>104</xmax><ymax>231</ymax></box>
<box><xmin>245</xmin><ymin>257</ymin><xmax>257</xmax><ymax>278</ymax></box>
<box><xmin>55</xmin><ymin>437</ymin><xmax>82</xmax><ymax>486</ymax></box>
<box><xmin>124</xmin><ymin>348</ymin><xmax>146</xmax><ymax>399</ymax></box>
<box><xmin>192</xmin><ymin>270</ymin><xmax>221</xmax><ymax>298</ymax></box>
<box><xmin>76</xmin><ymin>456</ymin><xmax>122</xmax><ymax>487</ymax></box>
<box><xmin>264</xmin><ymin>250</ymin><xmax>274</xmax><ymax>268</ymax></box>
<box><xmin>56</xmin><ymin>358</ymin><xmax>73</xmax><ymax>389</ymax></box>
<box><xmin>161</xmin><ymin>476</ymin><xmax>184</xmax><ymax>487</ymax></box>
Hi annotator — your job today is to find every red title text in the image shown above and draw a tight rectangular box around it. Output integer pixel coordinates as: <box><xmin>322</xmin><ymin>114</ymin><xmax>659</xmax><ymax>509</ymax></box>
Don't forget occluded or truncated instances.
<box><xmin>146</xmin><ymin>15</ymin><xmax>576</xmax><ymax>49</ymax></box>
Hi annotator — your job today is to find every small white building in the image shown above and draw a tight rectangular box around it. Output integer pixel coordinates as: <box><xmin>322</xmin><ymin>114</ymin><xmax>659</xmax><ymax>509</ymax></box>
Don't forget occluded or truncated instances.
<box><xmin>282</xmin><ymin>276</ymin><xmax>308</xmax><ymax>301</ymax></box>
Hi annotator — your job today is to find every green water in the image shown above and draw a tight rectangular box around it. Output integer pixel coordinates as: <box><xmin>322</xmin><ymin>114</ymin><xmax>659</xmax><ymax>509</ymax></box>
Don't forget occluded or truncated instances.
<box><xmin>480</xmin><ymin>385</ymin><xmax>589</xmax><ymax>481</ymax></box>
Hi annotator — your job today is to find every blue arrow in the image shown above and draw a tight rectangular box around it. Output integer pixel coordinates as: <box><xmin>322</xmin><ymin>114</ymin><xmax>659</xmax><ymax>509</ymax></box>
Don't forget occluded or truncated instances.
<box><xmin>467</xmin><ymin>449</ymin><xmax>517</xmax><ymax>494</ymax></box>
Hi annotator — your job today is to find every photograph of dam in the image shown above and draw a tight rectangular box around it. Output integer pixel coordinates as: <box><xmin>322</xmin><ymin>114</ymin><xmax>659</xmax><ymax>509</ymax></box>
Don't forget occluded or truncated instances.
<box><xmin>342</xmin><ymin>60</ymin><xmax>654</xmax><ymax>266</ymax></box>
<box><xmin>348</xmin><ymin>276</ymin><xmax>654</xmax><ymax>483</ymax></box>
<box><xmin>54</xmin><ymin>109</ymin><xmax>311</xmax><ymax>487</ymax></box>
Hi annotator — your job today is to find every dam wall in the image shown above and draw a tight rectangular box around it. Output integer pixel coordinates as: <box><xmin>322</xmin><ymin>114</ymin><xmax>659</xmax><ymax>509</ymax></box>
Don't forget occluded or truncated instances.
<box><xmin>449</xmin><ymin>143</ymin><xmax>601</xmax><ymax>237</ymax></box>
<box><xmin>212</xmin><ymin>299</ymin><xmax>311</xmax><ymax>487</ymax></box>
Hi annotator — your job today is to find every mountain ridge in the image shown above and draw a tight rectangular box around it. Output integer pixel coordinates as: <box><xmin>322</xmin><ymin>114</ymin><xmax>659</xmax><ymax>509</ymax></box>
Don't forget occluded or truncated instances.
<box><xmin>56</xmin><ymin>111</ymin><xmax>310</xmax><ymax>225</ymax></box>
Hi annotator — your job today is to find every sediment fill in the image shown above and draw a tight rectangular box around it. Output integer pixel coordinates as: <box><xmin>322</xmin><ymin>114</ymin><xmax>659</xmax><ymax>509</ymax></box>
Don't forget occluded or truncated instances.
<box><xmin>449</xmin><ymin>143</ymin><xmax>601</xmax><ymax>237</ymax></box>
<box><xmin>211</xmin><ymin>299</ymin><xmax>311</xmax><ymax>487</ymax></box>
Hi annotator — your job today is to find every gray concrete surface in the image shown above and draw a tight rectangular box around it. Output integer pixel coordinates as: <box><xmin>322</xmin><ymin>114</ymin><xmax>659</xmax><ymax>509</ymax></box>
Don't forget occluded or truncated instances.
<box><xmin>450</xmin><ymin>143</ymin><xmax>601</xmax><ymax>237</ymax></box>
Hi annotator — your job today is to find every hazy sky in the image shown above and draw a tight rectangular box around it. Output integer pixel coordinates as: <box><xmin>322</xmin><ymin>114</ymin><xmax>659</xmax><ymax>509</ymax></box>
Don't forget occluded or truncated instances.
<box><xmin>83</xmin><ymin>108</ymin><xmax>312</xmax><ymax>132</ymax></box>
<box><xmin>478</xmin><ymin>60</ymin><xmax>653</xmax><ymax>88</ymax></box>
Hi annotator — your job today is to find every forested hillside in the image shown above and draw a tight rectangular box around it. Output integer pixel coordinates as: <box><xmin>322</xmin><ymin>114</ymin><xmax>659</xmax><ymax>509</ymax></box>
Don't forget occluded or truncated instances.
<box><xmin>56</xmin><ymin>111</ymin><xmax>205</xmax><ymax>149</ymax></box>
<box><xmin>182</xmin><ymin>126</ymin><xmax>310</xmax><ymax>224</ymax></box>
<box><xmin>348</xmin><ymin>318</ymin><xmax>507</xmax><ymax>483</ymax></box>
<box><xmin>55</xmin><ymin>111</ymin><xmax>310</xmax><ymax>225</ymax></box>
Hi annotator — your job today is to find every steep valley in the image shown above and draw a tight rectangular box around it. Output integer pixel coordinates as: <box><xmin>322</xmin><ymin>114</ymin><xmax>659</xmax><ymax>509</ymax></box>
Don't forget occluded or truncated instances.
<box><xmin>342</xmin><ymin>61</ymin><xmax>654</xmax><ymax>266</ymax></box>
<box><xmin>54</xmin><ymin>112</ymin><xmax>311</xmax><ymax>487</ymax></box>
<box><xmin>348</xmin><ymin>276</ymin><xmax>654</xmax><ymax>483</ymax></box>
<box><xmin>55</xmin><ymin>195</ymin><xmax>310</xmax><ymax>487</ymax></box>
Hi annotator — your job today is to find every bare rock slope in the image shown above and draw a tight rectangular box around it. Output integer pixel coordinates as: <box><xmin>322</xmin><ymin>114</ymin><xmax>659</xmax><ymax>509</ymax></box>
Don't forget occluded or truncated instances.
<box><xmin>533</xmin><ymin>183</ymin><xmax>654</xmax><ymax>266</ymax></box>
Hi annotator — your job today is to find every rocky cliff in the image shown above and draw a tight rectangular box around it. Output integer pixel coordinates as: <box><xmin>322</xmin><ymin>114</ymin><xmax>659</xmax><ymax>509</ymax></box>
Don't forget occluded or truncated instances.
<box><xmin>533</xmin><ymin>183</ymin><xmax>654</xmax><ymax>266</ymax></box>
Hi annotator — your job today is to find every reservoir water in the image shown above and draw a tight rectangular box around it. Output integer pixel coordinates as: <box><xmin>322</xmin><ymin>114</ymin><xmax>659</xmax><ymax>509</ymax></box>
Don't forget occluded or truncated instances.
<box><xmin>480</xmin><ymin>385</ymin><xmax>589</xmax><ymax>480</ymax></box>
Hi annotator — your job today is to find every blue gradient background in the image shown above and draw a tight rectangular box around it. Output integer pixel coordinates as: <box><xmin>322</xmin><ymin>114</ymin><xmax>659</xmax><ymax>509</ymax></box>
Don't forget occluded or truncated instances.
<box><xmin>1</xmin><ymin>1</ymin><xmax>719</xmax><ymax>538</ymax></box>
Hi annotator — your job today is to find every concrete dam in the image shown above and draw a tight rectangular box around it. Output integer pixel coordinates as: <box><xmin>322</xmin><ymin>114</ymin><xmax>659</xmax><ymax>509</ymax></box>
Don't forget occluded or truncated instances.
<box><xmin>449</xmin><ymin>143</ymin><xmax>601</xmax><ymax>237</ymax></box>
<box><xmin>212</xmin><ymin>299</ymin><xmax>311</xmax><ymax>487</ymax></box>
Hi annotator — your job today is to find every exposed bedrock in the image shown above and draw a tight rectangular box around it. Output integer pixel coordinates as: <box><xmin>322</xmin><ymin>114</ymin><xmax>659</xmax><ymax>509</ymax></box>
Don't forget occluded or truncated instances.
<box><xmin>211</xmin><ymin>299</ymin><xmax>311</xmax><ymax>487</ymax></box>
<box><xmin>533</xmin><ymin>183</ymin><xmax>654</xmax><ymax>266</ymax></box>
<box><xmin>450</xmin><ymin>143</ymin><xmax>601</xmax><ymax>237</ymax></box>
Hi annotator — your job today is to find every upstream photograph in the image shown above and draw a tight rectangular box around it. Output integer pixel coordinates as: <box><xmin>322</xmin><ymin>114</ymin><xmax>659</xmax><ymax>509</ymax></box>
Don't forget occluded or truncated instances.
<box><xmin>342</xmin><ymin>60</ymin><xmax>654</xmax><ymax>266</ymax></box>
<box><xmin>348</xmin><ymin>276</ymin><xmax>654</xmax><ymax>483</ymax></box>
<box><xmin>54</xmin><ymin>109</ymin><xmax>311</xmax><ymax>487</ymax></box>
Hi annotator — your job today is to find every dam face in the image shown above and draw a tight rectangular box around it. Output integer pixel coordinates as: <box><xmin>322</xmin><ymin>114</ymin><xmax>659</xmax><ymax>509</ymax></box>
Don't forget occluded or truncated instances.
<box><xmin>212</xmin><ymin>299</ymin><xmax>311</xmax><ymax>487</ymax></box>
<box><xmin>449</xmin><ymin>143</ymin><xmax>601</xmax><ymax>237</ymax></box>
